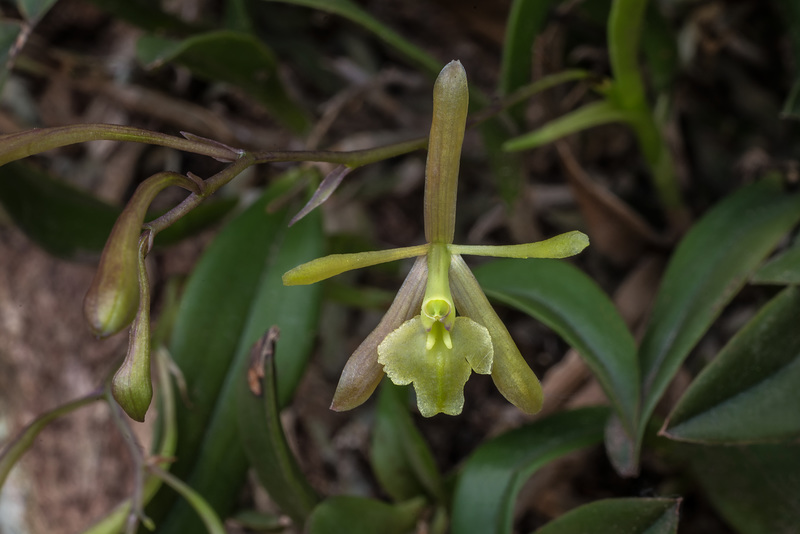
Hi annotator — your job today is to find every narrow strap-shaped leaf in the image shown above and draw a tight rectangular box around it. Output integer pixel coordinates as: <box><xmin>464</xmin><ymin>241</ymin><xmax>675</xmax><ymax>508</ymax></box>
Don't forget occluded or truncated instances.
<box><xmin>137</xmin><ymin>30</ymin><xmax>309</xmax><ymax>133</ymax></box>
<box><xmin>147</xmin><ymin>175</ymin><xmax>323</xmax><ymax>532</ymax></box>
<box><xmin>533</xmin><ymin>498</ymin><xmax>681</xmax><ymax>534</ymax></box>
<box><xmin>237</xmin><ymin>329</ymin><xmax>319</xmax><ymax>526</ymax></box>
<box><xmin>503</xmin><ymin>100</ymin><xmax>637</xmax><ymax>152</ymax></box>
<box><xmin>638</xmin><ymin>176</ymin><xmax>800</xmax><ymax>438</ymax></box>
<box><xmin>474</xmin><ymin>259</ymin><xmax>638</xmax><ymax>435</ymax></box>
<box><xmin>683</xmin><ymin>442</ymin><xmax>800</xmax><ymax>534</ymax></box>
<box><xmin>500</xmin><ymin>0</ymin><xmax>559</xmax><ymax>122</ymax></box>
<box><xmin>751</xmin><ymin>235</ymin><xmax>800</xmax><ymax>284</ymax></box>
<box><xmin>451</xmin><ymin>407</ymin><xmax>609</xmax><ymax>534</ymax></box>
<box><xmin>662</xmin><ymin>286</ymin><xmax>800</xmax><ymax>444</ymax></box>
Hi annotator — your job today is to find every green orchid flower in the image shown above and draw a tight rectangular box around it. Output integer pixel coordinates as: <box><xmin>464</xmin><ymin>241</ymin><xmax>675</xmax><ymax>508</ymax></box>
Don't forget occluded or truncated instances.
<box><xmin>283</xmin><ymin>60</ymin><xmax>589</xmax><ymax>417</ymax></box>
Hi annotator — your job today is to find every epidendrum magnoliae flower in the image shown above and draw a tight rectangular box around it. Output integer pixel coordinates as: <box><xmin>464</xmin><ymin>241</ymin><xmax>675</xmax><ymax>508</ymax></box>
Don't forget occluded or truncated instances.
<box><xmin>283</xmin><ymin>60</ymin><xmax>589</xmax><ymax>417</ymax></box>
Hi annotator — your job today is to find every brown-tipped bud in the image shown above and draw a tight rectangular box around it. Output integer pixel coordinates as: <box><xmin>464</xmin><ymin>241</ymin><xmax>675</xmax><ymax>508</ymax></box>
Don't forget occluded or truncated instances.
<box><xmin>84</xmin><ymin>172</ymin><xmax>197</xmax><ymax>337</ymax></box>
<box><xmin>112</xmin><ymin>237</ymin><xmax>153</xmax><ymax>422</ymax></box>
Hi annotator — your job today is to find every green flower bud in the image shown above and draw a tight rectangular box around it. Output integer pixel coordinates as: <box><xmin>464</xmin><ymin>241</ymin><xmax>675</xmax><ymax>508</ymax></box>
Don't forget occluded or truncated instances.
<box><xmin>84</xmin><ymin>172</ymin><xmax>197</xmax><ymax>337</ymax></box>
<box><xmin>111</xmin><ymin>236</ymin><xmax>153</xmax><ymax>422</ymax></box>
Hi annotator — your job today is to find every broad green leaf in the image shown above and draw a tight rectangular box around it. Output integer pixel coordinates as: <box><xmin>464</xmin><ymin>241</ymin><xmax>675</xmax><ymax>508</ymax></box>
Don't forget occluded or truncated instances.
<box><xmin>500</xmin><ymin>0</ymin><xmax>558</xmax><ymax>122</ymax></box>
<box><xmin>451</xmin><ymin>407</ymin><xmax>609</xmax><ymax>534</ymax></box>
<box><xmin>263</xmin><ymin>0</ymin><xmax>441</xmax><ymax>77</ymax></box>
<box><xmin>662</xmin><ymin>286</ymin><xmax>800</xmax><ymax>443</ymax></box>
<box><xmin>307</xmin><ymin>496</ymin><xmax>426</xmax><ymax>534</ymax></box>
<box><xmin>146</xmin><ymin>174</ymin><xmax>323</xmax><ymax>532</ymax></box>
<box><xmin>370</xmin><ymin>382</ymin><xmax>444</xmax><ymax>503</ymax></box>
<box><xmin>684</xmin><ymin>442</ymin><xmax>800</xmax><ymax>534</ymax></box>
<box><xmin>751</xmin><ymin>236</ymin><xmax>800</xmax><ymax>284</ymax></box>
<box><xmin>503</xmin><ymin>100</ymin><xmax>636</xmax><ymax>152</ymax></box>
<box><xmin>137</xmin><ymin>31</ymin><xmax>308</xmax><ymax>133</ymax></box>
<box><xmin>475</xmin><ymin>259</ymin><xmax>638</xmax><ymax>435</ymax></box>
<box><xmin>236</xmin><ymin>333</ymin><xmax>320</xmax><ymax>523</ymax></box>
<box><xmin>0</xmin><ymin>161</ymin><xmax>236</xmax><ymax>259</ymax></box>
<box><xmin>637</xmin><ymin>176</ymin><xmax>800</xmax><ymax>447</ymax></box>
<box><xmin>533</xmin><ymin>498</ymin><xmax>680</xmax><ymax>534</ymax></box>
<box><xmin>0</xmin><ymin>391</ymin><xmax>103</xmax><ymax>490</ymax></box>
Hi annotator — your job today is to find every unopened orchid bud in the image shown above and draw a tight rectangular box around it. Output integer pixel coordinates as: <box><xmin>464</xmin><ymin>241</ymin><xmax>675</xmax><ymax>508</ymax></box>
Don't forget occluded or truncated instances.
<box><xmin>84</xmin><ymin>172</ymin><xmax>198</xmax><ymax>337</ymax></box>
<box><xmin>111</xmin><ymin>236</ymin><xmax>153</xmax><ymax>422</ymax></box>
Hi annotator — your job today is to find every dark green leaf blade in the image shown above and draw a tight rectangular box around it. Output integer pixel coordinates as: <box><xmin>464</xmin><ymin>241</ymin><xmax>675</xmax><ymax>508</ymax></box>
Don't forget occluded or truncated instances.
<box><xmin>147</xmin><ymin>176</ymin><xmax>323</xmax><ymax>532</ymax></box>
<box><xmin>137</xmin><ymin>31</ymin><xmax>308</xmax><ymax>133</ymax></box>
<box><xmin>683</xmin><ymin>442</ymin><xmax>800</xmax><ymax>534</ymax></box>
<box><xmin>0</xmin><ymin>161</ymin><xmax>236</xmax><ymax>258</ymax></box>
<box><xmin>639</xmin><ymin>176</ymin><xmax>800</xmax><ymax>435</ymax></box>
<box><xmin>533</xmin><ymin>498</ymin><xmax>681</xmax><ymax>534</ymax></box>
<box><xmin>662</xmin><ymin>286</ymin><xmax>800</xmax><ymax>444</ymax></box>
<box><xmin>451</xmin><ymin>407</ymin><xmax>609</xmax><ymax>534</ymax></box>
<box><xmin>370</xmin><ymin>382</ymin><xmax>444</xmax><ymax>503</ymax></box>
<box><xmin>500</xmin><ymin>0</ymin><xmax>557</xmax><ymax>122</ymax></box>
<box><xmin>0</xmin><ymin>161</ymin><xmax>119</xmax><ymax>258</ymax></box>
<box><xmin>237</xmin><ymin>330</ymin><xmax>319</xmax><ymax>527</ymax></box>
<box><xmin>307</xmin><ymin>496</ymin><xmax>425</xmax><ymax>534</ymax></box>
<box><xmin>474</xmin><ymin>259</ymin><xmax>638</xmax><ymax>435</ymax></box>
<box><xmin>751</xmin><ymin>236</ymin><xmax>800</xmax><ymax>285</ymax></box>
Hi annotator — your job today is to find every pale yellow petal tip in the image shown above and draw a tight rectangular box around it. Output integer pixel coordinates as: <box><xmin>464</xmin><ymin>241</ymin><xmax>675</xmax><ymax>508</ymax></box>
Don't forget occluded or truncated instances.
<box><xmin>567</xmin><ymin>230</ymin><xmax>590</xmax><ymax>255</ymax></box>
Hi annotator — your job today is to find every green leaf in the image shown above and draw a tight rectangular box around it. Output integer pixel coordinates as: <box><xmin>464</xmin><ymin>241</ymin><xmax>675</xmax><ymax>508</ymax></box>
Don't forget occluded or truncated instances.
<box><xmin>751</xmin><ymin>236</ymin><xmax>800</xmax><ymax>284</ymax></box>
<box><xmin>0</xmin><ymin>161</ymin><xmax>120</xmax><ymax>258</ymax></box>
<box><xmin>17</xmin><ymin>0</ymin><xmax>57</xmax><ymax>21</ymax></box>
<box><xmin>0</xmin><ymin>161</ymin><xmax>235</xmax><ymax>259</ymax></box>
<box><xmin>637</xmin><ymin>176</ymin><xmax>800</xmax><ymax>448</ymax></box>
<box><xmin>137</xmin><ymin>30</ymin><xmax>308</xmax><ymax>133</ymax></box>
<box><xmin>662</xmin><ymin>286</ymin><xmax>800</xmax><ymax>444</ymax></box>
<box><xmin>370</xmin><ymin>382</ymin><xmax>444</xmax><ymax>503</ymax></box>
<box><xmin>500</xmin><ymin>0</ymin><xmax>558</xmax><ymax>122</ymax></box>
<box><xmin>307</xmin><ymin>496</ymin><xmax>426</xmax><ymax>534</ymax></box>
<box><xmin>474</xmin><ymin>259</ymin><xmax>638</xmax><ymax>436</ymax></box>
<box><xmin>263</xmin><ymin>0</ymin><xmax>441</xmax><ymax>77</ymax></box>
<box><xmin>683</xmin><ymin>442</ymin><xmax>800</xmax><ymax>534</ymax></box>
<box><xmin>0</xmin><ymin>391</ymin><xmax>103</xmax><ymax>490</ymax></box>
<box><xmin>451</xmin><ymin>407</ymin><xmax>609</xmax><ymax>534</ymax></box>
<box><xmin>533</xmin><ymin>498</ymin><xmax>681</xmax><ymax>534</ymax></box>
<box><xmin>236</xmin><ymin>330</ymin><xmax>319</xmax><ymax>527</ymax></box>
<box><xmin>503</xmin><ymin>100</ymin><xmax>636</xmax><ymax>152</ymax></box>
<box><xmin>146</xmin><ymin>174</ymin><xmax>323</xmax><ymax>532</ymax></box>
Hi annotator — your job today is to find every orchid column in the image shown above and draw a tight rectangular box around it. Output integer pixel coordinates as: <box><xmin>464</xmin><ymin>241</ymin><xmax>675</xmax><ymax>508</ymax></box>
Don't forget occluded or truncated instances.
<box><xmin>283</xmin><ymin>61</ymin><xmax>589</xmax><ymax>416</ymax></box>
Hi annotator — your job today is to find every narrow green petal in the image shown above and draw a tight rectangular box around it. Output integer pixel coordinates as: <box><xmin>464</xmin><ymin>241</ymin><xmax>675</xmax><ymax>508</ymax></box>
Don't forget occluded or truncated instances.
<box><xmin>331</xmin><ymin>256</ymin><xmax>427</xmax><ymax>411</ymax></box>
<box><xmin>377</xmin><ymin>316</ymin><xmax>492</xmax><ymax>417</ymax></box>
<box><xmin>449</xmin><ymin>255</ymin><xmax>543</xmax><ymax>414</ymax></box>
<box><xmin>449</xmin><ymin>231</ymin><xmax>589</xmax><ymax>259</ymax></box>
<box><xmin>283</xmin><ymin>244</ymin><xmax>428</xmax><ymax>286</ymax></box>
<box><xmin>424</xmin><ymin>60</ymin><xmax>469</xmax><ymax>244</ymax></box>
